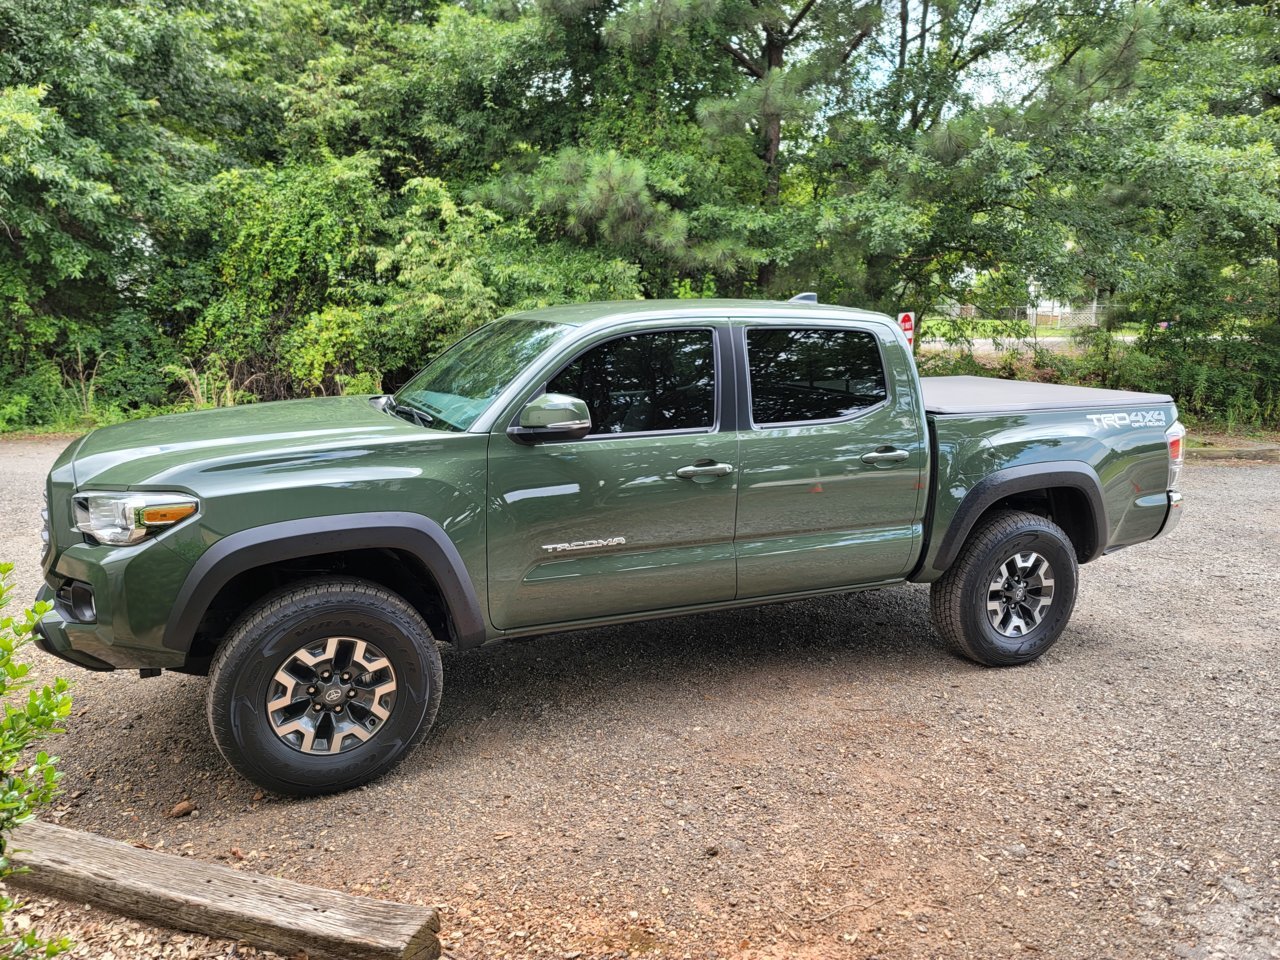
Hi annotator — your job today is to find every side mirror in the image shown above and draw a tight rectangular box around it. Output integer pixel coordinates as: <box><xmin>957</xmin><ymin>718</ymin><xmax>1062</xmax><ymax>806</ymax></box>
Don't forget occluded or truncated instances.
<box><xmin>509</xmin><ymin>393</ymin><xmax>592</xmax><ymax>443</ymax></box>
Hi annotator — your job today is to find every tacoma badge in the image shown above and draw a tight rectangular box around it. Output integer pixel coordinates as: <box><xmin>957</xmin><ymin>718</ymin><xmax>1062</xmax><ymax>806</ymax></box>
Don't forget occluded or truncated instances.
<box><xmin>541</xmin><ymin>537</ymin><xmax>627</xmax><ymax>553</ymax></box>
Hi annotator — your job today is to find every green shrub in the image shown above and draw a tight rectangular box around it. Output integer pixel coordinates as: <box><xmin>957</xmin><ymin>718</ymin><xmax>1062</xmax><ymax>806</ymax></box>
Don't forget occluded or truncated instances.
<box><xmin>920</xmin><ymin>316</ymin><xmax>1034</xmax><ymax>343</ymax></box>
<box><xmin>914</xmin><ymin>350</ymin><xmax>990</xmax><ymax>378</ymax></box>
<box><xmin>0</xmin><ymin>363</ymin><xmax>75</xmax><ymax>432</ymax></box>
<box><xmin>0</xmin><ymin>563</ymin><xmax>73</xmax><ymax>956</ymax></box>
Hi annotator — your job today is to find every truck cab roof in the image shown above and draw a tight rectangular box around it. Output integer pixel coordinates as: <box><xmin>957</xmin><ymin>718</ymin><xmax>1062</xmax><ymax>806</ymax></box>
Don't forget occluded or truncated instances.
<box><xmin>506</xmin><ymin>299</ymin><xmax>896</xmax><ymax>329</ymax></box>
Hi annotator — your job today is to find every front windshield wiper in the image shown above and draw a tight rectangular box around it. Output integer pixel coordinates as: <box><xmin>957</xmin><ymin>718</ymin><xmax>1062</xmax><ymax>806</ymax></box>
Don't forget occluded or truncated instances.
<box><xmin>386</xmin><ymin>398</ymin><xmax>434</xmax><ymax>429</ymax></box>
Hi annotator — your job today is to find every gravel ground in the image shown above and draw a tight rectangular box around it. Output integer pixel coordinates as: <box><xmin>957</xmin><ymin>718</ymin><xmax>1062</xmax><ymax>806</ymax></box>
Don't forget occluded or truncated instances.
<box><xmin>1</xmin><ymin>437</ymin><xmax>1277</xmax><ymax>960</ymax></box>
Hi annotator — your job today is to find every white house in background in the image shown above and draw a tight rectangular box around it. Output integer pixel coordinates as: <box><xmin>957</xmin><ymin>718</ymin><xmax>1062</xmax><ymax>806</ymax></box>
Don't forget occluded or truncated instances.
<box><xmin>1025</xmin><ymin>282</ymin><xmax>1104</xmax><ymax>328</ymax></box>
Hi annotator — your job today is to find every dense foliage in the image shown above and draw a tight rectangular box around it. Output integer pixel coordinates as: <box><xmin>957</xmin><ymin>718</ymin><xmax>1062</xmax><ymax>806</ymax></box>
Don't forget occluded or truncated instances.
<box><xmin>2</xmin><ymin>0</ymin><xmax>1277</xmax><ymax>428</ymax></box>
<box><xmin>0</xmin><ymin>564</ymin><xmax>72</xmax><ymax>956</ymax></box>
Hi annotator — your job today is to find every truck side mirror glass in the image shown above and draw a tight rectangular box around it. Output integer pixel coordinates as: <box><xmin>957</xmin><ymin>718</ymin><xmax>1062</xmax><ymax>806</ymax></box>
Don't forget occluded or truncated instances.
<box><xmin>509</xmin><ymin>393</ymin><xmax>592</xmax><ymax>443</ymax></box>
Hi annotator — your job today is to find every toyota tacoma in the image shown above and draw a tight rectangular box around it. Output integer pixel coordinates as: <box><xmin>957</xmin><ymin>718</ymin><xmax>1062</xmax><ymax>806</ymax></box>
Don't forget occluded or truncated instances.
<box><xmin>34</xmin><ymin>299</ymin><xmax>1185</xmax><ymax>794</ymax></box>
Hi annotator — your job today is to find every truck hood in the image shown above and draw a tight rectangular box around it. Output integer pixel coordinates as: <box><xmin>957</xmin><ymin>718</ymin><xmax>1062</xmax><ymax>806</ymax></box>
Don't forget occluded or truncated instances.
<box><xmin>71</xmin><ymin>397</ymin><xmax>432</xmax><ymax>489</ymax></box>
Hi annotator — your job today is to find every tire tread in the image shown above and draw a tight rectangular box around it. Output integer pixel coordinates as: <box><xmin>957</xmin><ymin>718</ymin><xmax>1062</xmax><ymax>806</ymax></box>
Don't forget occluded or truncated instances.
<box><xmin>930</xmin><ymin>509</ymin><xmax>1077</xmax><ymax>666</ymax></box>
<box><xmin>205</xmin><ymin>577</ymin><xmax>443</xmax><ymax>795</ymax></box>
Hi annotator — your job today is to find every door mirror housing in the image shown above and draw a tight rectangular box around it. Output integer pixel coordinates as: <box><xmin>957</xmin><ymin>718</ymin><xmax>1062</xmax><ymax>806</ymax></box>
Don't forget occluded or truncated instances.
<box><xmin>510</xmin><ymin>393</ymin><xmax>592</xmax><ymax>443</ymax></box>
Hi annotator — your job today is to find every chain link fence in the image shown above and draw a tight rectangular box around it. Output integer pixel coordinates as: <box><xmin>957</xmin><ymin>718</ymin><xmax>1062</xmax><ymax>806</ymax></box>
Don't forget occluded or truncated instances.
<box><xmin>944</xmin><ymin>301</ymin><xmax>1109</xmax><ymax>330</ymax></box>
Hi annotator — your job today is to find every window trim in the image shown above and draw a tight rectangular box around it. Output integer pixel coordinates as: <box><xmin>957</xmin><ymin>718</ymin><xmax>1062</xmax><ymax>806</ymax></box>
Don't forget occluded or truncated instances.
<box><xmin>506</xmin><ymin>325</ymin><xmax>725</xmax><ymax>442</ymax></box>
<box><xmin>739</xmin><ymin>323</ymin><xmax>892</xmax><ymax>430</ymax></box>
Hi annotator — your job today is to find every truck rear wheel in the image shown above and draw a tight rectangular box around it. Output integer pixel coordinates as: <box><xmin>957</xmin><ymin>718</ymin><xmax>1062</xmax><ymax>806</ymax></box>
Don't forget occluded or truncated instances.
<box><xmin>930</xmin><ymin>509</ymin><xmax>1079</xmax><ymax>666</ymax></box>
<box><xmin>206</xmin><ymin>577</ymin><xmax>442</xmax><ymax>796</ymax></box>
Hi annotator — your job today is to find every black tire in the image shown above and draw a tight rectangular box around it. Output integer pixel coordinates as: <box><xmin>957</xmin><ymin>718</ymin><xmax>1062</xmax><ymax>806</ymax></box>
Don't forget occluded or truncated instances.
<box><xmin>206</xmin><ymin>577</ymin><xmax>443</xmax><ymax>796</ymax></box>
<box><xmin>930</xmin><ymin>509</ymin><xmax>1079</xmax><ymax>667</ymax></box>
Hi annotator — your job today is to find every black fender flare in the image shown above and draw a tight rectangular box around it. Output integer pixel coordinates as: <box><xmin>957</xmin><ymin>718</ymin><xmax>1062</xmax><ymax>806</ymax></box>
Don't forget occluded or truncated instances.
<box><xmin>164</xmin><ymin>512</ymin><xmax>487</xmax><ymax>656</ymax></box>
<box><xmin>931</xmin><ymin>462</ymin><xmax>1108</xmax><ymax>574</ymax></box>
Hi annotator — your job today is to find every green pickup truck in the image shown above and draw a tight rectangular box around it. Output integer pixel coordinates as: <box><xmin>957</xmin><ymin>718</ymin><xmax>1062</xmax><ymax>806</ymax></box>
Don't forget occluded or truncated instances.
<box><xmin>35</xmin><ymin>299</ymin><xmax>1184</xmax><ymax>795</ymax></box>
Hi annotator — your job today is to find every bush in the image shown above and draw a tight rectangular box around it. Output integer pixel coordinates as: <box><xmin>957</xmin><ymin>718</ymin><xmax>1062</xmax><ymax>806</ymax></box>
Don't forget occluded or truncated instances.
<box><xmin>1144</xmin><ymin>326</ymin><xmax>1280</xmax><ymax>429</ymax></box>
<box><xmin>0</xmin><ymin>363</ymin><xmax>75</xmax><ymax>433</ymax></box>
<box><xmin>0</xmin><ymin>563</ymin><xmax>72</xmax><ymax>956</ymax></box>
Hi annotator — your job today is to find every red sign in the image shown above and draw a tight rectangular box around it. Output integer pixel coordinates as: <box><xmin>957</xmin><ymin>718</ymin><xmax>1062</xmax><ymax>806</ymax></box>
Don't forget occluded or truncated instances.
<box><xmin>897</xmin><ymin>311</ymin><xmax>915</xmax><ymax>347</ymax></box>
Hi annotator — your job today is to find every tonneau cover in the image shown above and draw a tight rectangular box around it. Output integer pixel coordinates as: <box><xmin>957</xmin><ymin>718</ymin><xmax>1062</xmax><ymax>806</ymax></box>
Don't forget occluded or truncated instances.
<box><xmin>922</xmin><ymin>375</ymin><xmax>1174</xmax><ymax>415</ymax></box>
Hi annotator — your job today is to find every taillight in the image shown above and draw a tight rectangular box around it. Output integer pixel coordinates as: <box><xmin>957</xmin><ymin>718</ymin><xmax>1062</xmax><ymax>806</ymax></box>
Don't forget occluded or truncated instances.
<box><xmin>1166</xmin><ymin>421</ymin><xmax>1185</xmax><ymax>489</ymax></box>
<box><xmin>898</xmin><ymin>311</ymin><xmax>915</xmax><ymax>348</ymax></box>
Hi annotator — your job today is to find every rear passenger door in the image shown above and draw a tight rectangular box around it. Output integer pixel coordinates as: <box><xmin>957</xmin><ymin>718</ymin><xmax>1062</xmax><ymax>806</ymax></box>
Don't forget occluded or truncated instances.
<box><xmin>733</xmin><ymin>322</ymin><xmax>925</xmax><ymax>597</ymax></box>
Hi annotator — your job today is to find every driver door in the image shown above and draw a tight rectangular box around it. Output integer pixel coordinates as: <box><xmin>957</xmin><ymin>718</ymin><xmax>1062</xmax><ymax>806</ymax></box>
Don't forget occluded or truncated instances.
<box><xmin>485</xmin><ymin>326</ymin><xmax>738</xmax><ymax>630</ymax></box>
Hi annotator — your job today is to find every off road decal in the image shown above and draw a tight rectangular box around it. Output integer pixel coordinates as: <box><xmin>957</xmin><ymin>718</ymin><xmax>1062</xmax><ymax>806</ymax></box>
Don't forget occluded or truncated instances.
<box><xmin>1086</xmin><ymin>410</ymin><xmax>1167</xmax><ymax>429</ymax></box>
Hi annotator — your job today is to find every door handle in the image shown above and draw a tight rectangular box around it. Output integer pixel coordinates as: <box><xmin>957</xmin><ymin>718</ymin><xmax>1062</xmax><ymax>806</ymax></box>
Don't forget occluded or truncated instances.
<box><xmin>675</xmin><ymin>462</ymin><xmax>733</xmax><ymax>479</ymax></box>
<box><xmin>861</xmin><ymin>447</ymin><xmax>910</xmax><ymax>465</ymax></box>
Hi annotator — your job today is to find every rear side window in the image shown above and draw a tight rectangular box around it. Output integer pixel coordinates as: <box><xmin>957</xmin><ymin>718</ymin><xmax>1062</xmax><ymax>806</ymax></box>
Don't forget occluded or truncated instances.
<box><xmin>547</xmin><ymin>329</ymin><xmax>715</xmax><ymax>435</ymax></box>
<box><xmin>747</xmin><ymin>327</ymin><xmax>887</xmax><ymax>425</ymax></box>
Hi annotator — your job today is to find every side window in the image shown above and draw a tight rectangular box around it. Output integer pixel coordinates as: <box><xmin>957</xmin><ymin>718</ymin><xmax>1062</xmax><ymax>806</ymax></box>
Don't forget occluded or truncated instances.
<box><xmin>747</xmin><ymin>327</ymin><xmax>887</xmax><ymax>425</ymax></box>
<box><xmin>547</xmin><ymin>329</ymin><xmax>716</xmax><ymax>435</ymax></box>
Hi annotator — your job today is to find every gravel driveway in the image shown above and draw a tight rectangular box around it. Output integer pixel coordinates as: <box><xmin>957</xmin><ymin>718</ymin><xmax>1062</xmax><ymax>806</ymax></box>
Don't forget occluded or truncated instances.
<box><xmin>2</xmin><ymin>437</ymin><xmax>1277</xmax><ymax>960</ymax></box>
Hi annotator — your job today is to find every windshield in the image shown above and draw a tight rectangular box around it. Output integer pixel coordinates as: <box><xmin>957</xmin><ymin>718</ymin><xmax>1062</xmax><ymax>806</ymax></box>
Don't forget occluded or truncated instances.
<box><xmin>393</xmin><ymin>316</ymin><xmax>568</xmax><ymax>431</ymax></box>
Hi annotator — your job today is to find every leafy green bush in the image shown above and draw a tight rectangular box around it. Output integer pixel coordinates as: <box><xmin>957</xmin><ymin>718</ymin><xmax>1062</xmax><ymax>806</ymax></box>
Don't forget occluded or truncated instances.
<box><xmin>914</xmin><ymin>350</ymin><xmax>991</xmax><ymax>379</ymax></box>
<box><xmin>0</xmin><ymin>364</ymin><xmax>76</xmax><ymax>433</ymax></box>
<box><xmin>1142</xmin><ymin>327</ymin><xmax>1280</xmax><ymax>429</ymax></box>
<box><xmin>919</xmin><ymin>315</ymin><xmax>1034</xmax><ymax>343</ymax></box>
<box><xmin>0</xmin><ymin>563</ymin><xmax>72</xmax><ymax>956</ymax></box>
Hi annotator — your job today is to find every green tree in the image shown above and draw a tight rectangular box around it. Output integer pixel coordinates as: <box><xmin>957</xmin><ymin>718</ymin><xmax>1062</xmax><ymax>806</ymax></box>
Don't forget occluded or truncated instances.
<box><xmin>2</xmin><ymin>0</ymin><xmax>1279</xmax><ymax>429</ymax></box>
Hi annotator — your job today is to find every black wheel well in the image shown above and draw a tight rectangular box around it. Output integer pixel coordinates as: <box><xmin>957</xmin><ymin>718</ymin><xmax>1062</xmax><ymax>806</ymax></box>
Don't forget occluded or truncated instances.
<box><xmin>181</xmin><ymin>548</ymin><xmax>453</xmax><ymax>675</ymax></box>
<box><xmin>982</xmin><ymin>486</ymin><xmax>1099</xmax><ymax>563</ymax></box>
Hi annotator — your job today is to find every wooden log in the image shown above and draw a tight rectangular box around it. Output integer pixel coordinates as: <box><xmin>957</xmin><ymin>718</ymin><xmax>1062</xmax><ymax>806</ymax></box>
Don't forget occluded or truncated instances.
<box><xmin>1186</xmin><ymin>444</ymin><xmax>1280</xmax><ymax>463</ymax></box>
<box><xmin>6</xmin><ymin>820</ymin><xmax>441</xmax><ymax>960</ymax></box>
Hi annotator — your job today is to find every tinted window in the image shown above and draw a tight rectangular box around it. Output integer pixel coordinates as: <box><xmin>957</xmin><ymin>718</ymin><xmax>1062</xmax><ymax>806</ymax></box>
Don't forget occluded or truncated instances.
<box><xmin>747</xmin><ymin>328</ymin><xmax>887</xmax><ymax>424</ymax></box>
<box><xmin>547</xmin><ymin>330</ymin><xmax>715</xmax><ymax>435</ymax></box>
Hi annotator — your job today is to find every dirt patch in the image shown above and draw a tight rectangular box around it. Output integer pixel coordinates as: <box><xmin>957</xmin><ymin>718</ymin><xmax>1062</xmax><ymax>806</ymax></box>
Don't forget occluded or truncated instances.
<box><xmin>2</xmin><ymin>894</ymin><xmax>284</xmax><ymax>960</ymax></box>
<box><xmin>2</xmin><ymin>442</ymin><xmax>1277</xmax><ymax>959</ymax></box>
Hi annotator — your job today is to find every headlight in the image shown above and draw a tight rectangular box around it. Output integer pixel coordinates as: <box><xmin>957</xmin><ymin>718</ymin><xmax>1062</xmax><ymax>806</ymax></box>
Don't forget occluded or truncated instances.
<box><xmin>73</xmin><ymin>492</ymin><xmax>199</xmax><ymax>546</ymax></box>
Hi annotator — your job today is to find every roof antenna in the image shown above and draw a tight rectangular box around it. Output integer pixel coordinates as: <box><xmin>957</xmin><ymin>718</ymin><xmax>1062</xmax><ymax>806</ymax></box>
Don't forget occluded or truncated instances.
<box><xmin>789</xmin><ymin>292</ymin><xmax>818</xmax><ymax>303</ymax></box>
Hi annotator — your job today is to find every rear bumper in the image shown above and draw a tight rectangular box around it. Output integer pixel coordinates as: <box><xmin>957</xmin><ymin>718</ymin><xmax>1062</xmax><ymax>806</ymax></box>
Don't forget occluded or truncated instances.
<box><xmin>1157</xmin><ymin>490</ymin><xmax>1183</xmax><ymax>538</ymax></box>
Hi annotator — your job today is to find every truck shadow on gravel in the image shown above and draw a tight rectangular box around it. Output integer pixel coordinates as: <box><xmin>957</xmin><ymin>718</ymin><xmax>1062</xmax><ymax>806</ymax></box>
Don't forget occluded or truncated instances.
<box><xmin>74</xmin><ymin>582</ymin><xmax>969</xmax><ymax>796</ymax></box>
<box><xmin>410</xmin><ymin>583</ymin><xmax>966</xmax><ymax>771</ymax></box>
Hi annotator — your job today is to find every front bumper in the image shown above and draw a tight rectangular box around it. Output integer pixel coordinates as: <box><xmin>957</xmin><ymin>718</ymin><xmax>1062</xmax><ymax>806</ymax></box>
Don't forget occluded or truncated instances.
<box><xmin>32</xmin><ymin>603</ymin><xmax>116</xmax><ymax>672</ymax></box>
<box><xmin>32</xmin><ymin>600</ymin><xmax>187</xmax><ymax>671</ymax></box>
<box><xmin>36</xmin><ymin>536</ymin><xmax>195</xmax><ymax>672</ymax></box>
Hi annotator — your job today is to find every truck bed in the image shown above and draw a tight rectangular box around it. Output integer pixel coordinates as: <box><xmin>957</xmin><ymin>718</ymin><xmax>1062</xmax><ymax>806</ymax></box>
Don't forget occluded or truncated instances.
<box><xmin>921</xmin><ymin>376</ymin><xmax>1173</xmax><ymax>415</ymax></box>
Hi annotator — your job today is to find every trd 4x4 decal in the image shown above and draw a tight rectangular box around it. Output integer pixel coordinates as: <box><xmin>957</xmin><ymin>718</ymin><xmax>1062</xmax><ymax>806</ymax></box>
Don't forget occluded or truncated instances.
<box><xmin>1086</xmin><ymin>410</ymin><xmax>1167</xmax><ymax>429</ymax></box>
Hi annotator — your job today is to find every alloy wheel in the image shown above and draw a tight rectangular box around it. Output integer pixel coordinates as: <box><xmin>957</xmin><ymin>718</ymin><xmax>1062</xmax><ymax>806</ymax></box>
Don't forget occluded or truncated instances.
<box><xmin>266</xmin><ymin>636</ymin><xmax>398</xmax><ymax>754</ymax></box>
<box><xmin>986</xmin><ymin>551</ymin><xmax>1055</xmax><ymax>638</ymax></box>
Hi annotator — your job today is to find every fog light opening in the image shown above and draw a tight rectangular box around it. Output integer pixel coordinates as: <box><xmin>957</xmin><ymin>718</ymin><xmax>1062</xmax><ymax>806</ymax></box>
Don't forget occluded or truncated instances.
<box><xmin>56</xmin><ymin>580</ymin><xmax>97</xmax><ymax>623</ymax></box>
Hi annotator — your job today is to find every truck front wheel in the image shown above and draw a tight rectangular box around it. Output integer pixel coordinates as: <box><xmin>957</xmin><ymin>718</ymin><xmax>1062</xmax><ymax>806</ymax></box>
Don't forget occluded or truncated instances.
<box><xmin>930</xmin><ymin>510</ymin><xmax>1079</xmax><ymax>666</ymax></box>
<box><xmin>206</xmin><ymin>577</ymin><xmax>443</xmax><ymax>796</ymax></box>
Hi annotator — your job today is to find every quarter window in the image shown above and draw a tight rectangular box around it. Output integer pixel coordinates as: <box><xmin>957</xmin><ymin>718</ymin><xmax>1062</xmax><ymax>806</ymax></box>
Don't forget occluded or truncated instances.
<box><xmin>747</xmin><ymin>327</ymin><xmax>887</xmax><ymax>425</ymax></box>
<box><xmin>547</xmin><ymin>329</ymin><xmax>716</xmax><ymax>435</ymax></box>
